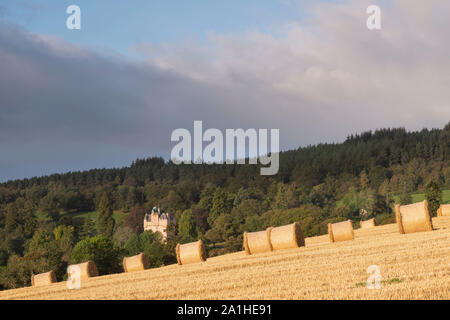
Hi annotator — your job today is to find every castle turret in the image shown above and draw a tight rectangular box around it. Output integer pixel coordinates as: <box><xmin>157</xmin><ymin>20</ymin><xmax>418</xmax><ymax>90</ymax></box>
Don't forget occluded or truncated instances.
<box><xmin>143</xmin><ymin>207</ymin><xmax>176</xmax><ymax>239</ymax></box>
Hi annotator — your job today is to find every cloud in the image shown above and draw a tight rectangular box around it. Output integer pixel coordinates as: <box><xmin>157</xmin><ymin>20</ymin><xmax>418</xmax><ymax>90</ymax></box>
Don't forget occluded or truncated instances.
<box><xmin>0</xmin><ymin>23</ymin><xmax>301</xmax><ymax>181</ymax></box>
<box><xmin>1</xmin><ymin>0</ymin><xmax>449</xmax><ymax>181</ymax></box>
<box><xmin>134</xmin><ymin>0</ymin><xmax>450</xmax><ymax>128</ymax></box>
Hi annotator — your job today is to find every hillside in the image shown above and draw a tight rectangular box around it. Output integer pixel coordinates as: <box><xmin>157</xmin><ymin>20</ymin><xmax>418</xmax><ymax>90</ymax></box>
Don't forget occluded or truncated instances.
<box><xmin>0</xmin><ymin>124</ymin><xmax>449</xmax><ymax>291</ymax></box>
<box><xmin>1</xmin><ymin>216</ymin><xmax>448</xmax><ymax>300</ymax></box>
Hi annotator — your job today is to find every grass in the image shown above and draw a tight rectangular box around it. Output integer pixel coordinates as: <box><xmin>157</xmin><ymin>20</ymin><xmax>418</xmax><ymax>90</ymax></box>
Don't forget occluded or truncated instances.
<box><xmin>444</xmin><ymin>189</ymin><xmax>450</xmax><ymax>203</ymax></box>
<box><xmin>356</xmin><ymin>278</ymin><xmax>403</xmax><ymax>288</ymax></box>
<box><xmin>2</xmin><ymin>216</ymin><xmax>449</xmax><ymax>300</ymax></box>
<box><xmin>68</xmin><ymin>211</ymin><xmax>127</xmax><ymax>223</ymax></box>
<box><xmin>385</xmin><ymin>278</ymin><xmax>403</xmax><ymax>284</ymax></box>
<box><xmin>393</xmin><ymin>189</ymin><xmax>450</xmax><ymax>205</ymax></box>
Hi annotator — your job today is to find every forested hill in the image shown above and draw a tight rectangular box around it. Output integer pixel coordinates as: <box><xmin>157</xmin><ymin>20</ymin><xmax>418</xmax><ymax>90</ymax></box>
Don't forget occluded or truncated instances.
<box><xmin>2</xmin><ymin>124</ymin><xmax>449</xmax><ymax>191</ymax></box>
<box><xmin>0</xmin><ymin>123</ymin><xmax>449</xmax><ymax>290</ymax></box>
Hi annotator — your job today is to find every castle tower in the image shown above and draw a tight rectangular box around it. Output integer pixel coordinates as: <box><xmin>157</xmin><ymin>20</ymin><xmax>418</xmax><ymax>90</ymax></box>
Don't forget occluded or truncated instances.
<box><xmin>143</xmin><ymin>207</ymin><xmax>176</xmax><ymax>239</ymax></box>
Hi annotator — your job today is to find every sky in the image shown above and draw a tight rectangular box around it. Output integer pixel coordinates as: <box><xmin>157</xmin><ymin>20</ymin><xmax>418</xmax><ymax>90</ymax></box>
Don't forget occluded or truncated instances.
<box><xmin>0</xmin><ymin>0</ymin><xmax>312</xmax><ymax>53</ymax></box>
<box><xmin>0</xmin><ymin>0</ymin><xmax>449</xmax><ymax>182</ymax></box>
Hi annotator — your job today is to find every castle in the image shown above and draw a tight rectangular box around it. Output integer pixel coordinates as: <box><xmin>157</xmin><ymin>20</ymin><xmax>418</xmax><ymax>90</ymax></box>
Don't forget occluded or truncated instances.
<box><xmin>143</xmin><ymin>207</ymin><xmax>176</xmax><ymax>239</ymax></box>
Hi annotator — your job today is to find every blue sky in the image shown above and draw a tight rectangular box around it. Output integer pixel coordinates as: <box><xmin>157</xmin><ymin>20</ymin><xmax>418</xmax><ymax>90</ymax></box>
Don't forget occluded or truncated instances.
<box><xmin>1</xmin><ymin>0</ymin><xmax>316</xmax><ymax>54</ymax></box>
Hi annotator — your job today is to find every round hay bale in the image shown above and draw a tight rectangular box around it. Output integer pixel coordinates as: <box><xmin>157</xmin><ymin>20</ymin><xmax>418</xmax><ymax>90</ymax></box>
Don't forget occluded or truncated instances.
<box><xmin>68</xmin><ymin>261</ymin><xmax>98</xmax><ymax>279</ymax></box>
<box><xmin>359</xmin><ymin>218</ymin><xmax>376</xmax><ymax>229</ymax></box>
<box><xmin>437</xmin><ymin>204</ymin><xmax>450</xmax><ymax>217</ymax></box>
<box><xmin>243</xmin><ymin>227</ymin><xmax>273</xmax><ymax>255</ymax></box>
<box><xmin>395</xmin><ymin>200</ymin><xmax>433</xmax><ymax>234</ymax></box>
<box><xmin>270</xmin><ymin>222</ymin><xmax>305</xmax><ymax>251</ymax></box>
<box><xmin>328</xmin><ymin>220</ymin><xmax>354</xmax><ymax>243</ymax></box>
<box><xmin>123</xmin><ymin>253</ymin><xmax>149</xmax><ymax>272</ymax></box>
<box><xmin>176</xmin><ymin>240</ymin><xmax>207</xmax><ymax>265</ymax></box>
<box><xmin>31</xmin><ymin>271</ymin><xmax>57</xmax><ymax>287</ymax></box>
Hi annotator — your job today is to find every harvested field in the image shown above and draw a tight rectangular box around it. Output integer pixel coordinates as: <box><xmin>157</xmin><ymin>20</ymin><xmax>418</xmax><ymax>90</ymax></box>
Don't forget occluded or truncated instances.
<box><xmin>1</xmin><ymin>216</ymin><xmax>449</xmax><ymax>300</ymax></box>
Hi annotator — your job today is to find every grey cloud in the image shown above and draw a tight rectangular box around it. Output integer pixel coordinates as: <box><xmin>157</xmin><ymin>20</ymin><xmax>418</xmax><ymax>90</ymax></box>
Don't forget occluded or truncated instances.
<box><xmin>1</xmin><ymin>0</ymin><xmax>450</xmax><ymax>181</ymax></box>
<box><xmin>0</xmin><ymin>23</ymin><xmax>313</xmax><ymax>181</ymax></box>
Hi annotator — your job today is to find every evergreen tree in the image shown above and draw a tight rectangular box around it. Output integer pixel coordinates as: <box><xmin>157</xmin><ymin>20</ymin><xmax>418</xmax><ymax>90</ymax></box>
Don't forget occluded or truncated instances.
<box><xmin>163</xmin><ymin>223</ymin><xmax>178</xmax><ymax>265</ymax></box>
<box><xmin>196</xmin><ymin>184</ymin><xmax>216</xmax><ymax>211</ymax></box>
<box><xmin>425</xmin><ymin>181</ymin><xmax>442</xmax><ymax>217</ymax></box>
<box><xmin>5</xmin><ymin>203</ymin><xmax>21</xmax><ymax>233</ymax></box>
<box><xmin>97</xmin><ymin>192</ymin><xmax>115</xmax><ymax>238</ymax></box>
<box><xmin>53</xmin><ymin>225</ymin><xmax>75</xmax><ymax>262</ymax></box>
<box><xmin>208</xmin><ymin>187</ymin><xmax>228</xmax><ymax>227</ymax></box>
<box><xmin>124</xmin><ymin>233</ymin><xmax>141</xmax><ymax>255</ymax></box>
<box><xmin>273</xmin><ymin>183</ymin><xmax>289</xmax><ymax>210</ymax></box>
<box><xmin>286</xmin><ymin>184</ymin><xmax>300</xmax><ymax>208</ymax></box>
<box><xmin>233</xmin><ymin>187</ymin><xmax>250</xmax><ymax>207</ymax></box>
<box><xmin>192</xmin><ymin>208</ymin><xmax>210</xmax><ymax>234</ymax></box>
<box><xmin>80</xmin><ymin>214</ymin><xmax>97</xmax><ymax>239</ymax></box>
<box><xmin>39</xmin><ymin>193</ymin><xmax>60</xmax><ymax>222</ymax></box>
<box><xmin>178</xmin><ymin>209</ymin><xmax>197</xmax><ymax>242</ymax></box>
<box><xmin>399</xmin><ymin>184</ymin><xmax>412</xmax><ymax>205</ymax></box>
<box><xmin>21</xmin><ymin>200</ymin><xmax>37</xmax><ymax>239</ymax></box>
<box><xmin>360</xmin><ymin>171</ymin><xmax>370</xmax><ymax>190</ymax></box>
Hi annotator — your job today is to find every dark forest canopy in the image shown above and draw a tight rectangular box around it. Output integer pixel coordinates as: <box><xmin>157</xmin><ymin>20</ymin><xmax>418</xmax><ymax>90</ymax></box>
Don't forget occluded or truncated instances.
<box><xmin>2</xmin><ymin>124</ymin><xmax>449</xmax><ymax>189</ymax></box>
<box><xmin>0</xmin><ymin>123</ymin><xmax>448</xmax><ymax>290</ymax></box>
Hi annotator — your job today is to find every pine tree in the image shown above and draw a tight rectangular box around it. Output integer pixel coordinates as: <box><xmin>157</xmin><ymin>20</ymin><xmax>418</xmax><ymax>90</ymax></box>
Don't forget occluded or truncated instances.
<box><xmin>80</xmin><ymin>213</ymin><xmax>97</xmax><ymax>239</ymax></box>
<box><xmin>97</xmin><ymin>192</ymin><xmax>115</xmax><ymax>238</ymax></box>
<box><xmin>39</xmin><ymin>193</ymin><xmax>60</xmax><ymax>222</ymax></box>
<box><xmin>4</xmin><ymin>203</ymin><xmax>20</xmax><ymax>233</ymax></box>
<box><xmin>273</xmin><ymin>183</ymin><xmax>289</xmax><ymax>210</ymax></box>
<box><xmin>425</xmin><ymin>181</ymin><xmax>442</xmax><ymax>217</ymax></box>
<box><xmin>360</xmin><ymin>171</ymin><xmax>370</xmax><ymax>190</ymax></box>
<box><xmin>178</xmin><ymin>209</ymin><xmax>197</xmax><ymax>242</ymax></box>
<box><xmin>208</xmin><ymin>187</ymin><xmax>228</xmax><ymax>227</ymax></box>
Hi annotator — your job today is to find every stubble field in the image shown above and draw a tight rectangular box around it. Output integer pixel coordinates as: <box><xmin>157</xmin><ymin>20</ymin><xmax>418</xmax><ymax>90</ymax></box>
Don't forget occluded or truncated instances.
<box><xmin>0</xmin><ymin>216</ymin><xmax>449</xmax><ymax>300</ymax></box>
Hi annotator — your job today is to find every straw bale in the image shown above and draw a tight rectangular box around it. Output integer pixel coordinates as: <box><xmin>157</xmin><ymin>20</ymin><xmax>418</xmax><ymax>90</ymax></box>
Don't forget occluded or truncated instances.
<box><xmin>328</xmin><ymin>220</ymin><xmax>354</xmax><ymax>243</ymax></box>
<box><xmin>31</xmin><ymin>271</ymin><xmax>57</xmax><ymax>287</ymax></box>
<box><xmin>123</xmin><ymin>253</ymin><xmax>149</xmax><ymax>272</ymax></box>
<box><xmin>359</xmin><ymin>218</ymin><xmax>376</xmax><ymax>229</ymax></box>
<box><xmin>68</xmin><ymin>260</ymin><xmax>98</xmax><ymax>279</ymax></box>
<box><xmin>437</xmin><ymin>204</ymin><xmax>450</xmax><ymax>217</ymax></box>
<box><xmin>270</xmin><ymin>222</ymin><xmax>305</xmax><ymax>251</ymax></box>
<box><xmin>395</xmin><ymin>200</ymin><xmax>433</xmax><ymax>234</ymax></box>
<box><xmin>243</xmin><ymin>227</ymin><xmax>273</xmax><ymax>255</ymax></box>
<box><xmin>176</xmin><ymin>240</ymin><xmax>207</xmax><ymax>265</ymax></box>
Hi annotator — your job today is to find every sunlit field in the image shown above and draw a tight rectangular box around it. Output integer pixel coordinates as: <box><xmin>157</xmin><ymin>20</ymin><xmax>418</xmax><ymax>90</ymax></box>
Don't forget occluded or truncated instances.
<box><xmin>0</xmin><ymin>216</ymin><xmax>448</xmax><ymax>300</ymax></box>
